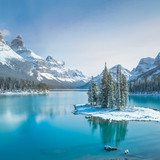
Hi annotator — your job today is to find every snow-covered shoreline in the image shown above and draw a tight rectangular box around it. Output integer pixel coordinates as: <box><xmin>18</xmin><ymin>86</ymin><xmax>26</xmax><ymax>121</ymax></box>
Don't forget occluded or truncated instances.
<box><xmin>74</xmin><ymin>104</ymin><xmax>160</xmax><ymax>122</ymax></box>
<box><xmin>0</xmin><ymin>90</ymin><xmax>49</xmax><ymax>95</ymax></box>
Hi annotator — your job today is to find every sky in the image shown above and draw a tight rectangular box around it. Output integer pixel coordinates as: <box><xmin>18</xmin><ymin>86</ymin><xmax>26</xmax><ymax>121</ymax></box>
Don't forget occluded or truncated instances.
<box><xmin>1</xmin><ymin>0</ymin><xmax>160</xmax><ymax>76</ymax></box>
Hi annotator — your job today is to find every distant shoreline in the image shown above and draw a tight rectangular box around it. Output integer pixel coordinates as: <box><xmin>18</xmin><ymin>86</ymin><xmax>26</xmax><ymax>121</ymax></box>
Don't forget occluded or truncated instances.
<box><xmin>0</xmin><ymin>90</ymin><xmax>49</xmax><ymax>95</ymax></box>
<box><xmin>130</xmin><ymin>93</ymin><xmax>160</xmax><ymax>96</ymax></box>
<box><xmin>50</xmin><ymin>89</ymin><xmax>88</xmax><ymax>91</ymax></box>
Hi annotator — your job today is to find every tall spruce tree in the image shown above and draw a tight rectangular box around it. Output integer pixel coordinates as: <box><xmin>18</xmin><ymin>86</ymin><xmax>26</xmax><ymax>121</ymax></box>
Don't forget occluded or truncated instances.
<box><xmin>116</xmin><ymin>65</ymin><xmax>121</xmax><ymax>110</ymax></box>
<box><xmin>123</xmin><ymin>74</ymin><xmax>129</xmax><ymax>107</ymax></box>
<box><xmin>92</xmin><ymin>79</ymin><xmax>98</xmax><ymax>105</ymax></box>
<box><xmin>100</xmin><ymin>63</ymin><xmax>108</xmax><ymax>108</ymax></box>
<box><xmin>87</xmin><ymin>77</ymin><xmax>98</xmax><ymax>105</ymax></box>
<box><xmin>87</xmin><ymin>83</ymin><xmax>93</xmax><ymax>105</ymax></box>
<box><xmin>87</xmin><ymin>63</ymin><xmax>129</xmax><ymax>109</ymax></box>
<box><xmin>108</xmin><ymin>72</ymin><xmax>114</xmax><ymax>108</ymax></box>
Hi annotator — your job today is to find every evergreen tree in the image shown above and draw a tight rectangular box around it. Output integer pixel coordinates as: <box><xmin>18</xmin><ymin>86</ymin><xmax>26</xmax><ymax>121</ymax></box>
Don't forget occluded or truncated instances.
<box><xmin>115</xmin><ymin>65</ymin><xmax>121</xmax><ymax>110</ymax></box>
<box><xmin>98</xmin><ymin>83</ymin><xmax>103</xmax><ymax>105</ymax></box>
<box><xmin>108</xmin><ymin>72</ymin><xmax>114</xmax><ymax>108</ymax></box>
<box><xmin>92</xmin><ymin>79</ymin><xmax>98</xmax><ymax>105</ymax></box>
<box><xmin>87</xmin><ymin>63</ymin><xmax>129</xmax><ymax>110</ymax></box>
<box><xmin>121</xmin><ymin>74</ymin><xmax>129</xmax><ymax>107</ymax></box>
<box><xmin>100</xmin><ymin>63</ymin><xmax>109</xmax><ymax>108</ymax></box>
<box><xmin>87</xmin><ymin>83</ymin><xmax>93</xmax><ymax>105</ymax></box>
<box><xmin>0</xmin><ymin>77</ymin><xmax>48</xmax><ymax>93</ymax></box>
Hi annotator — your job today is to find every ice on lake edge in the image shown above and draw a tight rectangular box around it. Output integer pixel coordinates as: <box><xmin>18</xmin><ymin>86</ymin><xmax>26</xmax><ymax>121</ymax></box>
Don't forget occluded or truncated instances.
<box><xmin>74</xmin><ymin>104</ymin><xmax>160</xmax><ymax>122</ymax></box>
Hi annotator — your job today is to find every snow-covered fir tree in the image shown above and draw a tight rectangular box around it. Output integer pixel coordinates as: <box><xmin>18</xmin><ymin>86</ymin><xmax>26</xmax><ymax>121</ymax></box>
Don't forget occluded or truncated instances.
<box><xmin>0</xmin><ymin>77</ymin><xmax>48</xmax><ymax>92</ymax></box>
<box><xmin>108</xmin><ymin>71</ymin><xmax>114</xmax><ymax>108</ymax></box>
<box><xmin>100</xmin><ymin>63</ymin><xmax>109</xmax><ymax>108</ymax></box>
<box><xmin>92</xmin><ymin>78</ymin><xmax>98</xmax><ymax>105</ymax></box>
<box><xmin>87</xmin><ymin>83</ymin><xmax>93</xmax><ymax>105</ymax></box>
<box><xmin>120</xmin><ymin>74</ymin><xmax>128</xmax><ymax>107</ymax></box>
<box><xmin>87</xmin><ymin>63</ymin><xmax>129</xmax><ymax>110</ymax></box>
<box><xmin>115</xmin><ymin>65</ymin><xmax>121</xmax><ymax>110</ymax></box>
<box><xmin>87</xmin><ymin>77</ymin><xmax>98</xmax><ymax>105</ymax></box>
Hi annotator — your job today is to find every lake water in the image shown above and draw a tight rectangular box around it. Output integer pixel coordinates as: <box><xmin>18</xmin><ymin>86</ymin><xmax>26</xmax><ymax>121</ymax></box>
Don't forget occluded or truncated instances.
<box><xmin>0</xmin><ymin>91</ymin><xmax>160</xmax><ymax>160</ymax></box>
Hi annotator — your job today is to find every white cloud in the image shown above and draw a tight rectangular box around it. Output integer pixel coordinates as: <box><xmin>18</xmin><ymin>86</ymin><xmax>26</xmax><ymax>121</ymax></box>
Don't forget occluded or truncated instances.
<box><xmin>0</xmin><ymin>29</ymin><xmax>10</xmax><ymax>37</ymax></box>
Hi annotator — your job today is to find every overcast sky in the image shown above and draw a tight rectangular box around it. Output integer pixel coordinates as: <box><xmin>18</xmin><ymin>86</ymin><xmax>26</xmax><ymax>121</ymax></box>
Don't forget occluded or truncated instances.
<box><xmin>1</xmin><ymin>0</ymin><xmax>160</xmax><ymax>76</ymax></box>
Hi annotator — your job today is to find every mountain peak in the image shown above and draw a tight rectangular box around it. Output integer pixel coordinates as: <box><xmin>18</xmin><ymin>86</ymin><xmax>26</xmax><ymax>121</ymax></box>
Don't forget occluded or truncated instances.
<box><xmin>0</xmin><ymin>32</ymin><xmax>3</xmax><ymax>41</ymax></box>
<box><xmin>110</xmin><ymin>64</ymin><xmax>131</xmax><ymax>80</ymax></box>
<box><xmin>46</xmin><ymin>56</ymin><xmax>65</xmax><ymax>67</ymax></box>
<box><xmin>139</xmin><ymin>57</ymin><xmax>154</xmax><ymax>64</ymax></box>
<box><xmin>8</xmin><ymin>35</ymin><xmax>26</xmax><ymax>51</ymax></box>
<box><xmin>46</xmin><ymin>56</ymin><xmax>55</xmax><ymax>62</ymax></box>
<box><xmin>0</xmin><ymin>32</ymin><xmax>4</xmax><ymax>43</ymax></box>
<box><xmin>16</xmin><ymin>34</ymin><xmax>23</xmax><ymax>40</ymax></box>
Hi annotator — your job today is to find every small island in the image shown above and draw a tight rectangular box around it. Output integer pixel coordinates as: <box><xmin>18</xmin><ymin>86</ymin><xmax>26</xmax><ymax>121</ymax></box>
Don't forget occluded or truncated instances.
<box><xmin>74</xmin><ymin>64</ymin><xmax>160</xmax><ymax>122</ymax></box>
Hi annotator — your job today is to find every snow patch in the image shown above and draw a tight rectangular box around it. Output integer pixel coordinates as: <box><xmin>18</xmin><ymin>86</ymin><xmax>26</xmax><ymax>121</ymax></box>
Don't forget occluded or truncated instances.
<box><xmin>0</xmin><ymin>41</ymin><xmax>23</xmax><ymax>65</ymax></box>
<box><xmin>75</xmin><ymin>104</ymin><xmax>160</xmax><ymax>122</ymax></box>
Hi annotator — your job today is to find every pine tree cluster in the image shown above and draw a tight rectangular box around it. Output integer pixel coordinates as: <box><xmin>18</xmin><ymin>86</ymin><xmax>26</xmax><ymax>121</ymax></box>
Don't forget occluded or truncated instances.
<box><xmin>87</xmin><ymin>64</ymin><xmax>129</xmax><ymax>110</ymax></box>
<box><xmin>0</xmin><ymin>77</ymin><xmax>48</xmax><ymax>92</ymax></box>
<box><xmin>129</xmin><ymin>76</ymin><xmax>160</xmax><ymax>93</ymax></box>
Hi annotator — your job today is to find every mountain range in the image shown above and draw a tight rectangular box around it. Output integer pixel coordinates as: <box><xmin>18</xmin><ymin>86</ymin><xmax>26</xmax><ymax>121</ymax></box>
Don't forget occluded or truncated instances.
<box><xmin>1</xmin><ymin>32</ymin><xmax>160</xmax><ymax>89</ymax></box>
<box><xmin>0</xmin><ymin>33</ymin><xmax>88</xmax><ymax>89</ymax></box>
<box><xmin>81</xmin><ymin>53</ymin><xmax>160</xmax><ymax>88</ymax></box>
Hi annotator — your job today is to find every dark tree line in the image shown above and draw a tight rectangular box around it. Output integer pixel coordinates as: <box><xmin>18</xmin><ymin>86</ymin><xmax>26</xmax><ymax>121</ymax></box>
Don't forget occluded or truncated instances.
<box><xmin>129</xmin><ymin>76</ymin><xmax>160</xmax><ymax>93</ymax></box>
<box><xmin>0</xmin><ymin>77</ymin><xmax>48</xmax><ymax>92</ymax></box>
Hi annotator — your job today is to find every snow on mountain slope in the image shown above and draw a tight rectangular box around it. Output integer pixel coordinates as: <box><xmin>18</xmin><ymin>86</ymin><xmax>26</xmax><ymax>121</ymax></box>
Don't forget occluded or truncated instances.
<box><xmin>0</xmin><ymin>39</ymin><xmax>23</xmax><ymax>66</ymax></box>
<box><xmin>153</xmin><ymin>52</ymin><xmax>160</xmax><ymax>66</ymax></box>
<box><xmin>7</xmin><ymin>35</ymin><xmax>88</xmax><ymax>87</ymax></box>
<box><xmin>110</xmin><ymin>64</ymin><xmax>131</xmax><ymax>80</ymax></box>
<box><xmin>130</xmin><ymin>57</ymin><xmax>155</xmax><ymax>80</ymax></box>
<box><xmin>7</xmin><ymin>35</ymin><xmax>43</xmax><ymax>63</ymax></box>
<box><xmin>80</xmin><ymin>64</ymin><xmax>131</xmax><ymax>88</ymax></box>
<box><xmin>46</xmin><ymin>56</ymin><xmax>65</xmax><ymax>68</ymax></box>
<box><xmin>0</xmin><ymin>33</ymin><xmax>38</xmax><ymax>81</ymax></box>
<box><xmin>46</xmin><ymin>56</ymin><xmax>89</xmax><ymax>87</ymax></box>
<box><xmin>130</xmin><ymin>52</ymin><xmax>160</xmax><ymax>81</ymax></box>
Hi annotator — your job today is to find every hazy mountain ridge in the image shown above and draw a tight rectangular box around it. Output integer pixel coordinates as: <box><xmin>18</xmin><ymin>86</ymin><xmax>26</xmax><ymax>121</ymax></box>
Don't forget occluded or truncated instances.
<box><xmin>2</xmin><ymin>32</ymin><xmax>160</xmax><ymax>89</ymax></box>
<box><xmin>0</xmin><ymin>33</ymin><xmax>88</xmax><ymax>89</ymax></box>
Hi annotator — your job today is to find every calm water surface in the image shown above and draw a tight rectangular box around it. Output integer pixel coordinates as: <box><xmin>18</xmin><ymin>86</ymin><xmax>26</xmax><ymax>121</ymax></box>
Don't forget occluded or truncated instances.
<box><xmin>0</xmin><ymin>91</ymin><xmax>160</xmax><ymax>160</ymax></box>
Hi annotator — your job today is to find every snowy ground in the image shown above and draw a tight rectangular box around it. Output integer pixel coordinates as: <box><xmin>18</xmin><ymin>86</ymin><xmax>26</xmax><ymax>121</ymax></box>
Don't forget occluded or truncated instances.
<box><xmin>74</xmin><ymin>104</ymin><xmax>160</xmax><ymax>122</ymax></box>
<box><xmin>0</xmin><ymin>90</ymin><xmax>49</xmax><ymax>95</ymax></box>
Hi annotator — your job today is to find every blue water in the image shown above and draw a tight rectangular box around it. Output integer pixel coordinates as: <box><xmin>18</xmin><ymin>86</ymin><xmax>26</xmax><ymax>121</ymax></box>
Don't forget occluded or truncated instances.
<box><xmin>0</xmin><ymin>91</ymin><xmax>160</xmax><ymax>160</ymax></box>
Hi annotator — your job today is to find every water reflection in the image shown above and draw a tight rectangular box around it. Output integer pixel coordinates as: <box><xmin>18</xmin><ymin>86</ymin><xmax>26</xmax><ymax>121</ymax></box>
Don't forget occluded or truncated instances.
<box><xmin>87</xmin><ymin>117</ymin><xmax>128</xmax><ymax>146</ymax></box>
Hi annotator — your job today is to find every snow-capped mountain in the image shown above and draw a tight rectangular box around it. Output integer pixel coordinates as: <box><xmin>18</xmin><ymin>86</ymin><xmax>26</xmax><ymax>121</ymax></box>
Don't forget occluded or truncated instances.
<box><xmin>80</xmin><ymin>64</ymin><xmax>131</xmax><ymax>88</ymax></box>
<box><xmin>110</xmin><ymin>64</ymin><xmax>132</xmax><ymax>80</ymax></box>
<box><xmin>0</xmin><ymin>33</ymin><xmax>38</xmax><ymax>81</ymax></box>
<box><xmin>46</xmin><ymin>56</ymin><xmax>88</xmax><ymax>87</ymax></box>
<box><xmin>7</xmin><ymin>35</ymin><xmax>43</xmax><ymax>63</ymax></box>
<box><xmin>4</xmin><ymin>34</ymin><xmax>88</xmax><ymax>88</ymax></box>
<box><xmin>132</xmin><ymin>52</ymin><xmax>160</xmax><ymax>81</ymax></box>
<box><xmin>130</xmin><ymin>57</ymin><xmax>155</xmax><ymax>80</ymax></box>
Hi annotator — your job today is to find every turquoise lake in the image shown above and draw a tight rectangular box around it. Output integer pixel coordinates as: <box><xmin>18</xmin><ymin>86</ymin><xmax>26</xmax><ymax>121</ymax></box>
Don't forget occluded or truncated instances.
<box><xmin>0</xmin><ymin>90</ymin><xmax>160</xmax><ymax>160</ymax></box>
